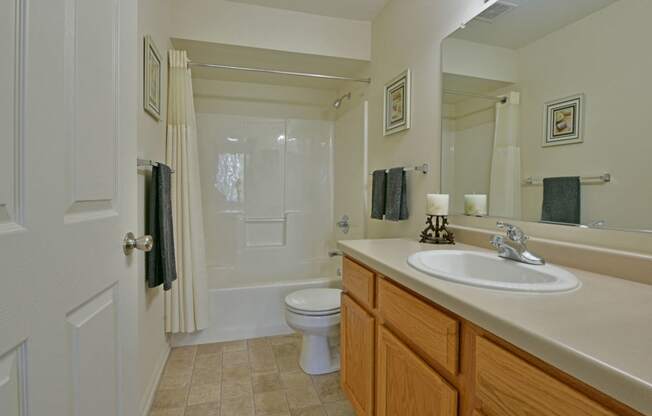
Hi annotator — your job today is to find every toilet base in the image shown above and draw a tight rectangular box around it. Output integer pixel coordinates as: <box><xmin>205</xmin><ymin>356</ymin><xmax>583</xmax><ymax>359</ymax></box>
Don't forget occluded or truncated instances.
<box><xmin>299</xmin><ymin>334</ymin><xmax>340</xmax><ymax>375</ymax></box>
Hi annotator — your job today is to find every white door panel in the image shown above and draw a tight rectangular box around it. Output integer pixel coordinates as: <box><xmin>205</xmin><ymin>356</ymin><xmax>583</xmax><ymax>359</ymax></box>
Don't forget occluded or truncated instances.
<box><xmin>0</xmin><ymin>345</ymin><xmax>27</xmax><ymax>416</ymax></box>
<box><xmin>65</xmin><ymin>0</ymin><xmax>119</xmax><ymax>215</ymax></box>
<box><xmin>67</xmin><ymin>287</ymin><xmax>119</xmax><ymax>416</ymax></box>
<box><xmin>0</xmin><ymin>0</ymin><xmax>138</xmax><ymax>415</ymax></box>
<box><xmin>0</xmin><ymin>0</ymin><xmax>22</xmax><ymax>230</ymax></box>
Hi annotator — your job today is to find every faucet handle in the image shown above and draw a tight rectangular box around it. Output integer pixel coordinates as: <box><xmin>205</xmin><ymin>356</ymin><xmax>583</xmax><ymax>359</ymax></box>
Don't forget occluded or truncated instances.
<box><xmin>489</xmin><ymin>235</ymin><xmax>504</xmax><ymax>248</ymax></box>
<box><xmin>496</xmin><ymin>221</ymin><xmax>528</xmax><ymax>243</ymax></box>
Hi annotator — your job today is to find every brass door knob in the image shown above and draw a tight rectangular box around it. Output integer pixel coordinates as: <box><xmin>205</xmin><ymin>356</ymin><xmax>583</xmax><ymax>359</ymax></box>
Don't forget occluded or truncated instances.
<box><xmin>123</xmin><ymin>232</ymin><xmax>154</xmax><ymax>255</ymax></box>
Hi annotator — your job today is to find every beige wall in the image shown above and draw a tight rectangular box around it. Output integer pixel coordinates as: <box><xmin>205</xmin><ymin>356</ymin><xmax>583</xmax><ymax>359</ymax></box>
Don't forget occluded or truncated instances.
<box><xmin>443</xmin><ymin>38</ymin><xmax>519</xmax><ymax>83</ymax></box>
<box><xmin>169</xmin><ymin>0</ymin><xmax>371</xmax><ymax>60</ymax></box>
<box><xmin>137</xmin><ymin>0</ymin><xmax>172</xmax><ymax>413</ymax></box>
<box><xmin>366</xmin><ymin>0</ymin><xmax>492</xmax><ymax>239</ymax></box>
<box><xmin>518</xmin><ymin>0</ymin><xmax>652</xmax><ymax>230</ymax></box>
<box><xmin>193</xmin><ymin>78</ymin><xmax>337</xmax><ymax>120</ymax></box>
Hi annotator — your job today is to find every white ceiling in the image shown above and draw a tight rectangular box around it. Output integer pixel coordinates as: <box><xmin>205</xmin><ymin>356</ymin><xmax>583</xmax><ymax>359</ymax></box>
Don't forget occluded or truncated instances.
<box><xmin>225</xmin><ymin>0</ymin><xmax>389</xmax><ymax>21</ymax></box>
<box><xmin>452</xmin><ymin>0</ymin><xmax>619</xmax><ymax>49</ymax></box>
<box><xmin>172</xmin><ymin>38</ymin><xmax>370</xmax><ymax>90</ymax></box>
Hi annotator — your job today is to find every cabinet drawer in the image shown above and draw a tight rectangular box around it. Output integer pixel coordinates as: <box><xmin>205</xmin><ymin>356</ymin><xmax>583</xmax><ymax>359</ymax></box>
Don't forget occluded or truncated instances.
<box><xmin>377</xmin><ymin>278</ymin><xmax>459</xmax><ymax>374</ymax></box>
<box><xmin>475</xmin><ymin>336</ymin><xmax>617</xmax><ymax>416</ymax></box>
<box><xmin>342</xmin><ymin>257</ymin><xmax>375</xmax><ymax>309</ymax></box>
<box><xmin>377</xmin><ymin>325</ymin><xmax>457</xmax><ymax>416</ymax></box>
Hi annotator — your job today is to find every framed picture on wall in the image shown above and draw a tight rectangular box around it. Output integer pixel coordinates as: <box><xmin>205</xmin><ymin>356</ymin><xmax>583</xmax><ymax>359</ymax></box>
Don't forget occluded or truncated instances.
<box><xmin>383</xmin><ymin>69</ymin><xmax>411</xmax><ymax>136</ymax></box>
<box><xmin>144</xmin><ymin>35</ymin><xmax>162</xmax><ymax>121</ymax></box>
<box><xmin>543</xmin><ymin>94</ymin><xmax>584</xmax><ymax>147</ymax></box>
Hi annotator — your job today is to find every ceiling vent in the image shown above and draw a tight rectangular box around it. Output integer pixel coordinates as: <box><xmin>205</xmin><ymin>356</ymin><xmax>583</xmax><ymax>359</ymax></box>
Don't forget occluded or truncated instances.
<box><xmin>475</xmin><ymin>1</ymin><xmax>518</xmax><ymax>23</ymax></box>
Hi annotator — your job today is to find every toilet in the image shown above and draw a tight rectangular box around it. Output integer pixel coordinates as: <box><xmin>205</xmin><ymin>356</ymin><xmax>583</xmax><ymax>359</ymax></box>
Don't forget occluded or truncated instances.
<box><xmin>284</xmin><ymin>288</ymin><xmax>342</xmax><ymax>375</ymax></box>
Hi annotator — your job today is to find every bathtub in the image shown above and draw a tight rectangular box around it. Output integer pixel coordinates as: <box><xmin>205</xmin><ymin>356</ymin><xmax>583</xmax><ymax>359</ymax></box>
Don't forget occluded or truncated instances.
<box><xmin>170</xmin><ymin>277</ymin><xmax>341</xmax><ymax>347</ymax></box>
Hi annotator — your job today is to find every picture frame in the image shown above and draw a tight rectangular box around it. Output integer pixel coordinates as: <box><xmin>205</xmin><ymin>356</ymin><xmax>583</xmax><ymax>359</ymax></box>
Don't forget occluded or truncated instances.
<box><xmin>143</xmin><ymin>35</ymin><xmax>162</xmax><ymax>121</ymax></box>
<box><xmin>543</xmin><ymin>94</ymin><xmax>584</xmax><ymax>147</ymax></box>
<box><xmin>383</xmin><ymin>69</ymin><xmax>411</xmax><ymax>136</ymax></box>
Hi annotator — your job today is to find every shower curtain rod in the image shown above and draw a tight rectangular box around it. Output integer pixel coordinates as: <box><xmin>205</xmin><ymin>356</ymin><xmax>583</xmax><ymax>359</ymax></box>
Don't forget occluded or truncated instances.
<box><xmin>188</xmin><ymin>61</ymin><xmax>372</xmax><ymax>84</ymax></box>
<box><xmin>444</xmin><ymin>89</ymin><xmax>507</xmax><ymax>103</ymax></box>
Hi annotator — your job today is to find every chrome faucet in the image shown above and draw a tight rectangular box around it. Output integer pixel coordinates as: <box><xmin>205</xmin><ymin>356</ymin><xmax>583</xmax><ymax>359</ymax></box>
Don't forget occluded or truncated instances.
<box><xmin>490</xmin><ymin>221</ymin><xmax>545</xmax><ymax>265</ymax></box>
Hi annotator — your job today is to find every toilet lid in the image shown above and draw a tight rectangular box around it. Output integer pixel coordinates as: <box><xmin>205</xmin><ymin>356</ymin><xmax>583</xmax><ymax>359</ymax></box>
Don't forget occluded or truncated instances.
<box><xmin>285</xmin><ymin>288</ymin><xmax>342</xmax><ymax>314</ymax></box>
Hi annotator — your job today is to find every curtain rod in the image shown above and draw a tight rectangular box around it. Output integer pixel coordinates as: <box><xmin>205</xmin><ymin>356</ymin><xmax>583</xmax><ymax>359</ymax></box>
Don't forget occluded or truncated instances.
<box><xmin>188</xmin><ymin>61</ymin><xmax>371</xmax><ymax>84</ymax></box>
<box><xmin>444</xmin><ymin>89</ymin><xmax>507</xmax><ymax>103</ymax></box>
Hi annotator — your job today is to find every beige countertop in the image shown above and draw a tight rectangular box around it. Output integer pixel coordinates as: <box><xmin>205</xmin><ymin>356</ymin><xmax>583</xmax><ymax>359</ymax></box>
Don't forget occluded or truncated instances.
<box><xmin>337</xmin><ymin>238</ymin><xmax>652</xmax><ymax>415</ymax></box>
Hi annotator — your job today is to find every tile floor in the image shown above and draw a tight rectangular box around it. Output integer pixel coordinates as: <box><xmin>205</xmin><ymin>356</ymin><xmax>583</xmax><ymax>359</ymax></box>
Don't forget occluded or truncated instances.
<box><xmin>150</xmin><ymin>334</ymin><xmax>355</xmax><ymax>416</ymax></box>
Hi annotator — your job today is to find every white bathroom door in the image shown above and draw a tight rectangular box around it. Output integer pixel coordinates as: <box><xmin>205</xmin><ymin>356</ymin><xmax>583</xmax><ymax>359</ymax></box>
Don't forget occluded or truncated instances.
<box><xmin>0</xmin><ymin>0</ymin><xmax>139</xmax><ymax>415</ymax></box>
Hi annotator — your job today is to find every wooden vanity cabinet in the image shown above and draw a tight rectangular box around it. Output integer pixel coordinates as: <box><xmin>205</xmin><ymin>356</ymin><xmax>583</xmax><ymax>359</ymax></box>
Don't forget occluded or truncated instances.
<box><xmin>341</xmin><ymin>293</ymin><xmax>375</xmax><ymax>416</ymax></box>
<box><xmin>377</xmin><ymin>278</ymin><xmax>459</xmax><ymax>375</ymax></box>
<box><xmin>377</xmin><ymin>325</ymin><xmax>458</xmax><ymax>416</ymax></box>
<box><xmin>475</xmin><ymin>336</ymin><xmax>617</xmax><ymax>416</ymax></box>
<box><xmin>340</xmin><ymin>255</ymin><xmax>644</xmax><ymax>416</ymax></box>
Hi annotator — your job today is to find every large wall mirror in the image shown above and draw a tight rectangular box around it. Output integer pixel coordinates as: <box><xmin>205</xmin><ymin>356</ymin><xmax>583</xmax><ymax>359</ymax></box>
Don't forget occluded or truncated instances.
<box><xmin>440</xmin><ymin>0</ymin><xmax>651</xmax><ymax>233</ymax></box>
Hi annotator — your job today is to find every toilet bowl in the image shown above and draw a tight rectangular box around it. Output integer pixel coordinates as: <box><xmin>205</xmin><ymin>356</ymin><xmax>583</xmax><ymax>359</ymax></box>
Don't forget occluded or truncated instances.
<box><xmin>284</xmin><ymin>288</ymin><xmax>342</xmax><ymax>375</ymax></box>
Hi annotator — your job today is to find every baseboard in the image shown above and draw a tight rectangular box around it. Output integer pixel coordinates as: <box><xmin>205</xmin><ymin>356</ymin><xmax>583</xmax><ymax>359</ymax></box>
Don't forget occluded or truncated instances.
<box><xmin>139</xmin><ymin>344</ymin><xmax>171</xmax><ymax>416</ymax></box>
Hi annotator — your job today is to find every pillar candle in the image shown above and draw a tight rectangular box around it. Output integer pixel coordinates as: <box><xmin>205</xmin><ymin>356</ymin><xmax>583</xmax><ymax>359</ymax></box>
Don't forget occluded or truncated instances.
<box><xmin>464</xmin><ymin>194</ymin><xmax>488</xmax><ymax>216</ymax></box>
<box><xmin>426</xmin><ymin>194</ymin><xmax>449</xmax><ymax>216</ymax></box>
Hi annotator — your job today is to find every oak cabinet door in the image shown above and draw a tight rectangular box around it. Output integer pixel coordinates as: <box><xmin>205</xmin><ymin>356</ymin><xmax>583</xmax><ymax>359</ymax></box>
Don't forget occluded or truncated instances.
<box><xmin>377</xmin><ymin>326</ymin><xmax>458</xmax><ymax>416</ymax></box>
<box><xmin>475</xmin><ymin>336</ymin><xmax>618</xmax><ymax>416</ymax></box>
<box><xmin>341</xmin><ymin>294</ymin><xmax>375</xmax><ymax>416</ymax></box>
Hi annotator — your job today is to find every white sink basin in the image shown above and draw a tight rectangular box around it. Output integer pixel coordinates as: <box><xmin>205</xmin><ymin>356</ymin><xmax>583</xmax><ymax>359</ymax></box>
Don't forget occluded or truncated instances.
<box><xmin>407</xmin><ymin>250</ymin><xmax>580</xmax><ymax>293</ymax></box>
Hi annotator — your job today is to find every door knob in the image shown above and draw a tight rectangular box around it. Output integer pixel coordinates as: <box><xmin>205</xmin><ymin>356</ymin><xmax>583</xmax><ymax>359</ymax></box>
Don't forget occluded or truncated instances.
<box><xmin>123</xmin><ymin>232</ymin><xmax>154</xmax><ymax>255</ymax></box>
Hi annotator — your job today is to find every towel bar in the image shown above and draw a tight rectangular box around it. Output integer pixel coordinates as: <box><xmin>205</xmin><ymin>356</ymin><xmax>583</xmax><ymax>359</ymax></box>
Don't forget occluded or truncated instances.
<box><xmin>368</xmin><ymin>163</ymin><xmax>429</xmax><ymax>176</ymax></box>
<box><xmin>137</xmin><ymin>158</ymin><xmax>175</xmax><ymax>173</ymax></box>
<box><xmin>522</xmin><ymin>173</ymin><xmax>610</xmax><ymax>185</ymax></box>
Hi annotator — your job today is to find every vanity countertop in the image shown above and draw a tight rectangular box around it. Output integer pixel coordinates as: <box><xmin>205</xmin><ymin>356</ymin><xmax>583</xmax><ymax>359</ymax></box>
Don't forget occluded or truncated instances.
<box><xmin>337</xmin><ymin>238</ymin><xmax>652</xmax><ymax>415</ymax></box>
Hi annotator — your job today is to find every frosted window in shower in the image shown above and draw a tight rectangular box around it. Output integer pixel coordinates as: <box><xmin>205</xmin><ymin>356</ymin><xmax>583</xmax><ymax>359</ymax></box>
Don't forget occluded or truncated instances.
<box><xmin>215</xmin><ymin>153</ymin><xmax>244</xmax><ymax>203</ymax></box>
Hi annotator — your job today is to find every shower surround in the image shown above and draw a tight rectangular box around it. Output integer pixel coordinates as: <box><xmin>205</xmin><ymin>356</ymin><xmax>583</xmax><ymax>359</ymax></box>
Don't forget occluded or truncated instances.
<box><xmin>171</xmin><ymin>113</ymin><xmax>338</xmax><ymax>346</ymax></box>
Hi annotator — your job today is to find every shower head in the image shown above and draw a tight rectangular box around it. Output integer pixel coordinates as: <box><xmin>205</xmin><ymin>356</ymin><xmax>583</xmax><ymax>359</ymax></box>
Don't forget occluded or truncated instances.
<box><xmin>333</xmin><ymin>92</ymin><xmax>351</xmax><ymax>109</ymax></box>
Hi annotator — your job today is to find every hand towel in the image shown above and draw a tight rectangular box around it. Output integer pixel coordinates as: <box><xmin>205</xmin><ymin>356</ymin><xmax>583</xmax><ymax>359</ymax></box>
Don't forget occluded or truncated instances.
<box><xmin>541</xmin><ymin>176</ymin><xmax>581</xmax><ymax>224</ymax></box>
<box><xmin>146</xmin><ymin>164</ymin><xmax>178</xmax><ymax>290</ymax></box>
<box><xmin>385</xmin><ymin>167</ymin><xmax>409</xmax><ymax>221</ymax></box>
<box><xmin>371</xmin><ymin>169</ymin><xmax>387</xmax><ymax>220</ymax></box>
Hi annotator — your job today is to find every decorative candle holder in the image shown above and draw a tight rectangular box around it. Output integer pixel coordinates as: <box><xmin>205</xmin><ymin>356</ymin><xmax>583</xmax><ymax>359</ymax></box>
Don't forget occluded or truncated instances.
<box><xmin>419</xmin><ymin>215</ymin><xmax>455</xmax><ymax>245</ymax></box>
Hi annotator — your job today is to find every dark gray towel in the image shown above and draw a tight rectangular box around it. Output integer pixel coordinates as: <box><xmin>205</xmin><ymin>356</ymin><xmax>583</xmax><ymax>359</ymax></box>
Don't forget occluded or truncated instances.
<box><xmin>371</xmin><ymin>170</ymin><xmax>386</xmax><ymax>220</ymax></box>
<box><xmin>541</xmin><ymin>176</ymin><xmax>581</xmax><ymax>225</ymax></box>
<box><xmin>146</xmin><ymin>164</ymin><xmax>177</xmax><ymax>290</ymax></box>
<box><xmin>385</xmin><ymin>167</ymin><xmax>409</xmax><ymax>221</ymax></box>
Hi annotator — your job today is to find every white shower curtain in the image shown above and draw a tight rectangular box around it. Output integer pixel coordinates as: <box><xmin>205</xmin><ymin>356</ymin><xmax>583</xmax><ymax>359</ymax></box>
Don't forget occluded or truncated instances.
<box><xmin>164</xmin><ymin>50</ymin><xmax>209</xmax><ymax>333</ymax></box>
<box><xmin>489</xmin><ymin>92</ymin><xmax>522</xmax><ymax>219</ymax></box>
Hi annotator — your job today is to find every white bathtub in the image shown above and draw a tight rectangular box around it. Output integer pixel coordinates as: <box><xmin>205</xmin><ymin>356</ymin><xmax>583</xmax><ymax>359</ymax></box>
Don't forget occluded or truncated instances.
<box><xmin>170</xmin><ymin>277</ymin><xmax>341</xmax><ymax>347</ymax></box>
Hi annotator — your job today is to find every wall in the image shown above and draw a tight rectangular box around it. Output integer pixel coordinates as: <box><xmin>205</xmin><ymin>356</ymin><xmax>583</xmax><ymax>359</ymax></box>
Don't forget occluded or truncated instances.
<box><xmin>193</xmin><ymin>78</ymin><xmax>336</xmax><ymax>120</ymax></box>
<box><xmin>136</xmin><ymin>0</ymin><xmax>172</xmax><ymax>413</ymax></box>
<box><xmin>518</xmin><ymin>0</ymin><xmax>652</xmax><ymax>230</ymax></box>
<box><xmin>442</xmin><ymin>38</ymin><xmax>519</xmax><ymax>83</ymax></box>
<box><xmin>446</xmin><ymin>105</ymin><xmax>495</xmax><ymax>213</ymax></box>
<box><xmin>169</xmin><ymin>0</ymin><xmax>371</xmax><ymax>60</ymax></box>
<box><xmin>366</xmin><ymin>0</ymin><xmax>494</xmax><ymax>239</ymax></box>
<box><xmin>333</xmin><ymin>94</ymin><xmax>368</xmax><ymax>241</ymax></box>
<box><xmin>193</xmin><ymin>78</ymin><xmax>338</xmax><ymax>289</ymax></box>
